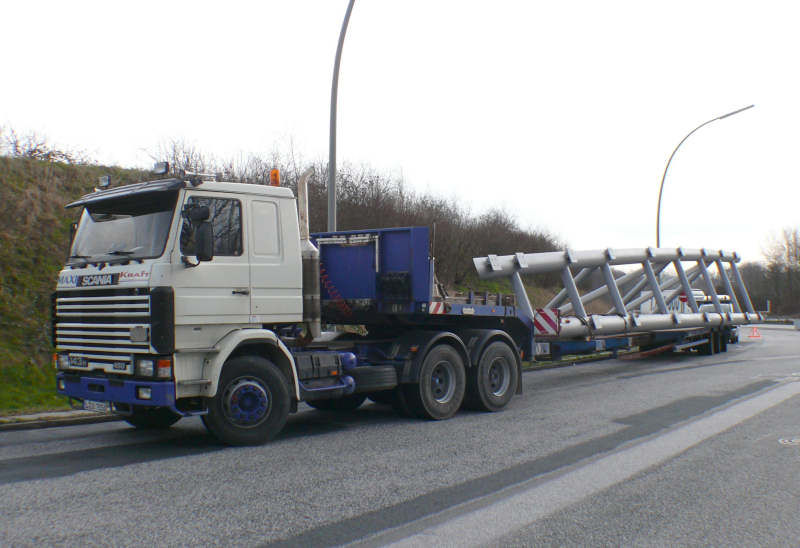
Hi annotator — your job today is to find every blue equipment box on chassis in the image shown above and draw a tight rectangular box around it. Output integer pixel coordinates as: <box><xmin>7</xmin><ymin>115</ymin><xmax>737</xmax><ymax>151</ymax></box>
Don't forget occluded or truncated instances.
<box><xmin>311</xmin><ymin>227</ymin><xmax>432</xmax><ymax>321</ymax></box>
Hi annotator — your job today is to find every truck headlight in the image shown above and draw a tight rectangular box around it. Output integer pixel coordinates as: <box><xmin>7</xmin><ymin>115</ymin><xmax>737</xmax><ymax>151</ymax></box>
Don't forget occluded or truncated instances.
<box><xmin>136</xmin><ymin>359</ymin><xmax>154</xmax><ymax>377</ymax></box>
<box><xmin>57</xmin><ymin>354</ymin><xmax>70</xmax><ymax>370</ymax></box>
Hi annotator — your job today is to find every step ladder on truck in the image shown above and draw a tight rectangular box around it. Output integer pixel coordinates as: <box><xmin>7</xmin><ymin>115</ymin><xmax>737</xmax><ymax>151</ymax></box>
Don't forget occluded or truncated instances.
<box><xmin>52</xmin><ymin>167</ymin><xmax>762</xmax><ymax>445</ymax></box>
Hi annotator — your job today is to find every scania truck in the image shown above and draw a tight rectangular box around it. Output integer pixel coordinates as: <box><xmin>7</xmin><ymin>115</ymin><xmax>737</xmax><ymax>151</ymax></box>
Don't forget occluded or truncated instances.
<box><xmin>53</xmin><ymin>168</ymin><xmax>759</xmax><ymax>445</ymax></box>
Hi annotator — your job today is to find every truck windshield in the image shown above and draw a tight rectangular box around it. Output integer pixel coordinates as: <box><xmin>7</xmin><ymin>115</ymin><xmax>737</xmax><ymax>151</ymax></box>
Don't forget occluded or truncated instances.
<box><xmin>68</xmin><ymin>191</ymin><xmax>179</xmax><ymax>263</ymax></box>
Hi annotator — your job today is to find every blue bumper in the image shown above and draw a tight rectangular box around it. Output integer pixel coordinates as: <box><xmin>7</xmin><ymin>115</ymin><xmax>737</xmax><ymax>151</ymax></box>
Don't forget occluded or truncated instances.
<box><xmin>57</xmin><ymin>373</ymin><xmax>176</xmax><ymax>408</ymax></box>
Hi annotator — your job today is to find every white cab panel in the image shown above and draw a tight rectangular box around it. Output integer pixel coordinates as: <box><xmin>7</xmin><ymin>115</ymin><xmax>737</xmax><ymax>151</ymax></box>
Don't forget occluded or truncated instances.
<box><xmin>249</xmin><ymin>198</ymin><xmax>302</xmax><ymax>321</ymax></box>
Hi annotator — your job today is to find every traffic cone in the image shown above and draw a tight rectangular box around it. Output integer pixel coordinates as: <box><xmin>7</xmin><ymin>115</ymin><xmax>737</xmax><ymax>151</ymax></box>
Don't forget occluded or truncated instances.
<box><xmin>748</xmin><ymin>327</ymin><xmax>762</xmax><ymax>338</ymax></box>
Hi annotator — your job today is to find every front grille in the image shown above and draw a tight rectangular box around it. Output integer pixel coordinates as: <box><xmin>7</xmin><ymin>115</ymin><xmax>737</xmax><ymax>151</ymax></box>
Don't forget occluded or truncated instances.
<box><xmin>55</xmin><ymin>287</ymin><xmax>151</xmax><ymax>371</ymax></box>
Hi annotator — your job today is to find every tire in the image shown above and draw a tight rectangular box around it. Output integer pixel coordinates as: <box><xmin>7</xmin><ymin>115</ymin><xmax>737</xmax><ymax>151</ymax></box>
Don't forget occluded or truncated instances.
<box><xmin>403</xmin><ymin>344</ymin><xmax>466</xmax><ymax>420</ymax></box>
<box><xmin>350</xmin><ymin>366</ymin><xmax>398</xmax><ymax>393</ymax></box>
<box><xmin>123</xmin><ymin>406</ymin><xmax>181</xmax><ymax>429</ymax></box>
<box><xmin>204</xmin><ymin>356</ymin><xmax>290</xmax><ymax>446</ymax></box>
<box><xmin>307</xmin><ymin>394</ymin><xmax>366</xmax><ymax>411</ymax></box>
<box><xmin>464</xmin><ymin>341</ymin><xmax>519</xmax><ymax>412</ymax></box>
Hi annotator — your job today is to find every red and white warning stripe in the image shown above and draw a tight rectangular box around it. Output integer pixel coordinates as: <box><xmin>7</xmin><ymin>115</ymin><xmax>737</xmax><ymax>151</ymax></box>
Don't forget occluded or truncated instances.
<box><xmin>534</xmin><ymin>308</ymin><xmax>560</xmax><ymax>335</ymax></box>
<box><xmin>429</xmin><ymin>301</ymin><xmax>446</xmax><ymax>314</ymax></box>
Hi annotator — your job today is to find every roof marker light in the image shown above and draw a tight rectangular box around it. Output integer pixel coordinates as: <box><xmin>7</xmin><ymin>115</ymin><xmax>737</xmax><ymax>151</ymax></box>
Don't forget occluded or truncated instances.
<box><xmin>153</xmin><ymin>162</ymin><xmax>169</xmax><ymax>175</ymax></box>
<box><xmin>270</xmin><ymin>169</ymin><xmax>280</xmax><ymax>186</ymax></box>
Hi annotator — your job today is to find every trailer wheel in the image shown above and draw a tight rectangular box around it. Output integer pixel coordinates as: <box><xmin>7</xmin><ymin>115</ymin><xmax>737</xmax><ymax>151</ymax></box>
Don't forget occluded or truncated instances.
<box><xmin>204</xmin><ymin>356</ymin><xmax>290</xmax><ymax>446</ymax></box>
<box><xmin>123</xmin><ymin>406</ymin><xmax>181</xmax><ymax>429</ymax></box>
<box><xmin>404</xmin><ymin>344</ymin><xmax>465</xmax><ymax>420</ymax></box>
<box><xmin>307</xmin><ymin>394</ymin><xmax>366</xmax><ymax>411</ymax></box>
<box><xmin>465</xmin><ymin>341</ymin><xmax>519</xmax><ymax>412</ymax></box>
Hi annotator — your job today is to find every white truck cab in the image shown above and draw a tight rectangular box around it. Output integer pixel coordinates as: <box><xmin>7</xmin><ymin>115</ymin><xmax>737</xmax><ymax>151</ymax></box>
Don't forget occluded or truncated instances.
<box><xmin>54</xmin><ymin>177</ymin><xmax>312</xmax><ymax>444</ymax></box>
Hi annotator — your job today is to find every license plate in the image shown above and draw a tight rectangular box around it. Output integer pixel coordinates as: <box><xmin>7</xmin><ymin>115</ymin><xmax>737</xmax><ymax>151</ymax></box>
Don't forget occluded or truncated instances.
<box><xmin>83</xmin><ymin>399</ymin><xmax>110</xmax><ymax>413</ymax></box>
<box><xmin>69</xmin><ymin>354</ymin><xmax>86</xmax><ymax>368</ymax></box>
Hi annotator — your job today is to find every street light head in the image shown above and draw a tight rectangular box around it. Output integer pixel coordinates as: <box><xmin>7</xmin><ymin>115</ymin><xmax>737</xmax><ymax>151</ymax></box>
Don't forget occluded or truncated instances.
<box><xmin>717</xmin><ymin>104</ymin><xmax>755</xmax><ymax>120</ymax></box>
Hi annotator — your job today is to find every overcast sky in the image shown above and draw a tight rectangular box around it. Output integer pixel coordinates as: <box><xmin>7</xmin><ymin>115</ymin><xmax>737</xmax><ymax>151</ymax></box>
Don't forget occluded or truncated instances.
<box><xmin>3</xmin><ymin>1</ymin><xmax>798</xmax><ymax>263</ymax></box>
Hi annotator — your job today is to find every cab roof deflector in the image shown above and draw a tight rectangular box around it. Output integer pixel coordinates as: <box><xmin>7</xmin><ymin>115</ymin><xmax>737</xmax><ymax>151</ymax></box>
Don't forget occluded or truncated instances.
<box><xmin>65</xmin><ymin>179</ymin><xmax>185</xmax><ymax>209</ymax></box>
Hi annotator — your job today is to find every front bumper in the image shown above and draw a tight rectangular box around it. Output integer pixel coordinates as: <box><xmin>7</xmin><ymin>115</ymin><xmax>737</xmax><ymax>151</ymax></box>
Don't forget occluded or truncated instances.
<box><xmin>57</xmin><ymin>373</ymin><xmax>176</xmax><ymax>408</ymax></box>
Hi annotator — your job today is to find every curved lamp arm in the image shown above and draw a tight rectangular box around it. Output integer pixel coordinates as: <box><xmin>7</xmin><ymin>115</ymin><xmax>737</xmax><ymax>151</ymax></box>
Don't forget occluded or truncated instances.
<box><xmin>656</xmin><ymin>104</ymin><xmax>754</xmax><ymax>247</ymax></box>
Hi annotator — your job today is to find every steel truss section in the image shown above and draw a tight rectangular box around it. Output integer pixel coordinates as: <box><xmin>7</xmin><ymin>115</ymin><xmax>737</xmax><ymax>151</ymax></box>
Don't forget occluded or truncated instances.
<box><xmin>473</xmin><ymin>247</ymin><xmax>761</xmax><ymax>339</ymax></box>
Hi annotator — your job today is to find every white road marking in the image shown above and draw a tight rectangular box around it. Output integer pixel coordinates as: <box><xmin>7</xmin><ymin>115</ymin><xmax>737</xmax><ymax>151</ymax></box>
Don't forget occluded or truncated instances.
<box><xmin>747</xmin><ymin>355</ymin><xmax>800</xmax><ymax>362</ymax></box>
<box><xmin>386</xmin><ymin>380</ymin><xmax>800</xmax><ymax>548</ymax></box>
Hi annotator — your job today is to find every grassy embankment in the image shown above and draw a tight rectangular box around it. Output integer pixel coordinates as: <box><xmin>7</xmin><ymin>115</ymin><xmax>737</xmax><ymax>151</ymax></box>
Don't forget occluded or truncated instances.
<box><xmin>0</xmin><ymin>157</ymin><xmax>146</xmax><ymax>414</ymax></box>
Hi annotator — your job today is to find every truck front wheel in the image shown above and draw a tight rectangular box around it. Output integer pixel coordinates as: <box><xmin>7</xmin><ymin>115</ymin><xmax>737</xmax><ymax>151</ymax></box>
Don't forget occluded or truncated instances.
<box><xmin>204</xmin><ymin>356</ymin><xmax>290</xmax><ymax>445</ymax></box>
<box><xmin>404</xmin><ymin>344</ymin><xmax>465</xmax><ymax>420</ymax></box>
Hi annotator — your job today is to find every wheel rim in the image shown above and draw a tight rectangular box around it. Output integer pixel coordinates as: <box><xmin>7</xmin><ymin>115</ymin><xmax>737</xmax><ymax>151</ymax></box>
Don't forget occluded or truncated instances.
<box><xmin>430</xmin><ymin>361</ymin><xmax>456</xmax><ymax>404</ymax></box>
<box><xmin>487</xmin><ymin>357</ymin><xmax>511</xmax><ymax>397</ymax></box>
<box><xmin>223</xmin><ymin>376</ymin><xmax>271</xmax><ymax>428</ymax></box>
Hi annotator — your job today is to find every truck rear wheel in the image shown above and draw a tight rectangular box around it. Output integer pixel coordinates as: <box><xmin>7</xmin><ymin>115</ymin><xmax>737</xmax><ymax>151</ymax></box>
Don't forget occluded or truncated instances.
<box><xmin>404</xmin><ymin>344</ymin><xmax>465</xmax><ymax>420</ymax></box>
<box><xmin>465</xmin><ymin>341</ymin><xmax>518</xmax><ymax>412</ymax></box>
<box><xmin>204</xmin><ymin>356</ymin><xmax>290</xmax><ymax>446</ymax></box>
<box><xmin>123</xmin><ymin>406</ymin><xmax>181</xmax><ymax>429</ymax></box>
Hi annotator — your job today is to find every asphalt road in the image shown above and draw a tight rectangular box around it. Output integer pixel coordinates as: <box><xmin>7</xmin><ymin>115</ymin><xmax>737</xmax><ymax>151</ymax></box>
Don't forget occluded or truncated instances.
<box><xmin>2</xmin><ymin>326</ymin><xmax>799</xmax><ymax>547</ymax></box>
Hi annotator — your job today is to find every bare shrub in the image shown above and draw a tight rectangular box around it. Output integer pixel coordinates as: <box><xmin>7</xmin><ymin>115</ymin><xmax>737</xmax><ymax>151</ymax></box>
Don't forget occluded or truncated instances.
<box><xmin>0</xmin><ymin>127</ymin><xmax>90</xmax><ymax>164</ymax></box>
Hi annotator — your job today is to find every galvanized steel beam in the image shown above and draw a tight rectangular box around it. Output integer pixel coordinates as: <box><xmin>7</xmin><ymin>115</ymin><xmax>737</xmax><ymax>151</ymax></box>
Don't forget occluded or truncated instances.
<box><xmin>473</xmin><ymin>245</ymin><xmax>760</xmax><ymax>340</ymax></box>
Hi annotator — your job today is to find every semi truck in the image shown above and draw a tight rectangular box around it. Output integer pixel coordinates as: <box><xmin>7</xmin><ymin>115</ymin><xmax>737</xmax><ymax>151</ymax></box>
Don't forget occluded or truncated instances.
<box><xmin>52</xmin><ymin>168</ymin><xmax>761</xmax><ymax>445</ymax></box>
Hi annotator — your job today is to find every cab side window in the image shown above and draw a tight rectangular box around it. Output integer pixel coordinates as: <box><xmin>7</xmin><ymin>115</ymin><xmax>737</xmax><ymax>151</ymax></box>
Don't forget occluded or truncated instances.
<box><xmin>181</xmin><ymin>197</ymin><xmax>243</xmax><ymax>256</ymax></box>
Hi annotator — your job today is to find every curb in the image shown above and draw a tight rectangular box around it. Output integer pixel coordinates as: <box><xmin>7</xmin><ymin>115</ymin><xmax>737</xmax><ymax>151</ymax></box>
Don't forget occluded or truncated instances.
<box><xmin>0</xmin><ymin>410</ymin><xmax>122</xmax><ymax>432</ymax></box>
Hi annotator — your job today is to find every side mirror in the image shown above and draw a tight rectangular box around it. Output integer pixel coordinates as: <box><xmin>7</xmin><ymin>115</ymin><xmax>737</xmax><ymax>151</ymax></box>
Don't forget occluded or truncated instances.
<box><xmin>187</xmin><ymin>205</ymin><xmax>210</xmax><ymax>222</ymax></box>
<box><xmin>195</xmin><ymin>221</ymin><xmax>214</xmax><ymax>262</ymax></box>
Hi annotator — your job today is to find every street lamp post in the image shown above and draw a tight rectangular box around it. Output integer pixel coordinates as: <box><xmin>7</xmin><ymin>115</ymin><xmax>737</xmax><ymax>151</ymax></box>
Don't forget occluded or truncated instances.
<box><xmin>328</xmin><ymin>0</ymin><xmax>356</xmax><ymax>233</ymax></box>
<box><xmin>655</xmin><ymin>104</ymin><xmax>754</xmax><ymax>247</ymax></box>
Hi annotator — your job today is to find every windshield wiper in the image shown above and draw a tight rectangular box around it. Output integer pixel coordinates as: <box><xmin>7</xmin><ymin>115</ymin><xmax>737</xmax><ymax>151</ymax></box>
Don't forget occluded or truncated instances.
<box><xmin>105</xmin><ymin>249</ymin><xmax>146</xmax><ymax>264</ymax></box>
<box><xmin>69</xmin><ymin>254</ymin><xmax>90</xmax><ymax>259</ymax></box>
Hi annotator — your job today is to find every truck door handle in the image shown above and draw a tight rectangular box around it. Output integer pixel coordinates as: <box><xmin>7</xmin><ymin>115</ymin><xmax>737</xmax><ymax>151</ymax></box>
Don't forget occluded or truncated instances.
<box><xmin>232</xmin><ymin>289</ymin><xmax>250</xmax><ymax>295</ymax></box>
